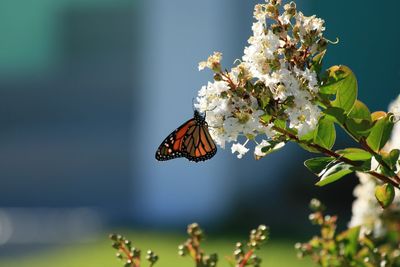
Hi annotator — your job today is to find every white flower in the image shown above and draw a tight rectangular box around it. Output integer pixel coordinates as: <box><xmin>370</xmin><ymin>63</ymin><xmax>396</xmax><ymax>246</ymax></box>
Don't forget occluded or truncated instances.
<box><xmin>198</xmin><ymin>51</ymin><xmax>222</xmax><ymax>71</ymax></box>
<box><xmin>349</xmin><ymin>172</ymin><xmax>385</xmax><ymax>237</ymax></box>
<box><xmin>263</xmin><ymin>31</ymin><xmax>281</xmax><ymax>59</ymax></box>
<box><xmin>254</xmin><ymin>140</ymin><xmax>285</xmax><ymax>158</ymax></box>
<box><xmin>231</xmin><ymin>142</ymin><xmax>249</xmax><ymax>159</ymax></box>
<box><xmin>252</xmin><ymin>21</ymin><xmax>265</xmax><ymax>37</ymax></box>
<box><xmin>210</xmin><ymin>80</ymin><xmax>230</xmax><ymax>94</ymax></box>
<box><xmin>254</xmin><ymin>140</ymin><xmax>271</xmax><ymax>157</ymax></box>
<box><xmin>295</xmin><ymin>12</ymin><xmax>325</xmax><ymax>39</ymax></box>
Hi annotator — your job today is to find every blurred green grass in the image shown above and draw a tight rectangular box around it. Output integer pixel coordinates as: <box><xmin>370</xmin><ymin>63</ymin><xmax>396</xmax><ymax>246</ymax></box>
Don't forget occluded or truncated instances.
<box><xmin>0</xmin><ymin>231</ymin><xmax>314</xmax><ymax>267</ymax></box>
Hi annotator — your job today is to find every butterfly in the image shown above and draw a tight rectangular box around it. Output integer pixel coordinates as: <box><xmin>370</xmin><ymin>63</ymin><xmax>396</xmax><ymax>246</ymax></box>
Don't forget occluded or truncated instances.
<box><xmin>155</xmin><ymin>110</ymin><xmax>217</xmax><ymax>162</ymax></box>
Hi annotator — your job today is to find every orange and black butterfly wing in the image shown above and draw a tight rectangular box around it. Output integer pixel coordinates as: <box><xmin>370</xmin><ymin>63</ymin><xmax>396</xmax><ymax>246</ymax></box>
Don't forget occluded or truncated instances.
<box><xmin>155</xmin><ymin>118</ymin><xmax>197</xmax><ymax>161</ymax></box>
<box><xmin>182</xmin><ymin>123</ymin><xmax>217</xmax><ymax>162</ymax></box>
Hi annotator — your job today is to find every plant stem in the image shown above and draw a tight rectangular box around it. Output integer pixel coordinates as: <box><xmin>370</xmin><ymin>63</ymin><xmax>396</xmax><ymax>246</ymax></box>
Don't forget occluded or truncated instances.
<box><xmin>271</xmin><ymin>125</ymin><xmax>400</xmax><ymax>189</ymax></box>
<box><xmin>359</xmin><ymin>138</ymin><xmax>400</xmax><ymax>184</ymax></box>
<box><xmin>239</xmin><ymin>249</ymin><xmax>254</xmax><ymax>267</ymax></box>
<box><xmin>119</xmin><ymin>244</ymin><xmax>137</xmax><ymax>267</ymax></box>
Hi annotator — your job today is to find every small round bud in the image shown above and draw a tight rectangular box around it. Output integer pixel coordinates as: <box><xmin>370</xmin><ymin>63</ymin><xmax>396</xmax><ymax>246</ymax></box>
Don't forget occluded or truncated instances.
<box><xmin>309</xmin><ymin>198</ymin><xmax>325</xmax><ymax>212</ymax></box>
<box><xmin>131</xmin><ymin>247</ymin><xmax>141</xmax><ymax>258</ymax></box>
<box><xmin>213</xmin><ymin>73</ymin><xmax>222</xmax><ymax>81</ymax></box>
<box><xmin>109</xmin><ymin>233</ymin><xmax>118</xmax><ymax>241</ymax></box>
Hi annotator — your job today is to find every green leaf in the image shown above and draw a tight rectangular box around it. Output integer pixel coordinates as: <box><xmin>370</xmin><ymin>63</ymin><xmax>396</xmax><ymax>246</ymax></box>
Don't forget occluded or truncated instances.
<box><xmin>274</xmin><ymin>119</ymin><xmax>287</xmax><ymax>130</ymax></box>
<box><xmin>304</xmin><ymin>157</ymin><xmax>335</xmax><ymax>174</ymax></box>
<box><xmin>316</xmin><ymin>162</ymin><xmax>353</xmax><ymax>186</ymax></box>
<box><xmin>298</xmin><ymin>143</ymin><xmax>320</xmax><ymax>153</ymax></box>
<box><xmin>388</xmin><ymin>149</ymin><xmax>400</xmax><ymax>168</ymax></box>
<box><xmin>259</xmin><ymin>95</ymin><xmax>271</xmax><ymax>110</ymax></box>
<box><xmin>344</xmin><ymin>100</ymin><xmax>372</xmax><ymax>138</ymax></box>
<box><xmin>314</xmin><ymin>116</ymin><xmax>336</xmax><ymax>150</ymax></box>
<box><xmin>337</xmin><ymin>226</ymin><xmax>361</xmax><ymax>257</ymax></box>
<box><xmin>335</xmin><ymin>148</ymin><xmax>372</xmax><ymax>161</ymax></box>
<box><xmin>320</xmin><ymin>66</ymin><xmax>358</xmax><ymax>113</ymax></box>
<box><xmin>348</xmin><ymin>100</ymin><xmax>371</xmax><ymax>121</ymax></box>
<box><xmin>345</xmin><ymin>117</ymin><xmax>372</xmax><ymax>138</ymax></box>
<box><xmin>331</xmin><ymin>67</ymin><xmax>357</xmax><ymax>113</ymax></box>
<box><xmin>382</xmin><ymin>149</ymin><xmax>400</xmax><ymax>170</ymax></box>
<box><xmin>260</xmin><ymin>114</ymin><xmax>272</xmax><ymax>124</ymax></box>
<box><xmin>299</xmin><ymin>128</ymin><xmax>316</xmax><ymax>142</ymax></box>
<box><xmin>366</xmin><ymin>115</ymin><xmax>394</xmax><ymax>152</ymax></box>
<box><xmin>375</xmin><ymin>183</ymin><xmax>395</xmax><ymax>208</ymax></box>
<box><xmin>323</xmin><ymin>107</ymin><xmax>346</xmax><ymax>124</ymax></box>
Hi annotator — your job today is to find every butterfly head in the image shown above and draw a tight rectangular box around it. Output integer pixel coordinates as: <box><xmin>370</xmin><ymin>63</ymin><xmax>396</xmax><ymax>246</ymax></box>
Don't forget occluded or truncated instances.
<box><xmin>194</xmin><ymin>110</ymin><xmax>207</xmax><ymax>125</ymax></box>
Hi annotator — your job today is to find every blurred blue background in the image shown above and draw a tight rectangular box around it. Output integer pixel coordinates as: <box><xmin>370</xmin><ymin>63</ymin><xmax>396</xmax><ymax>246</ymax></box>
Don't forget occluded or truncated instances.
<box><xmin>0</xmin><ymin>0</ymin><xmax>399</xmax><ymax>264</ymax></box>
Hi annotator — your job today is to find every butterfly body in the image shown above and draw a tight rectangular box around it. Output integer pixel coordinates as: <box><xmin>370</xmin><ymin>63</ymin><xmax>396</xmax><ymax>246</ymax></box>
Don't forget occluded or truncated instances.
<box><xmin>155</xmin><ymin>111</ymin><xmax>217</xmax><ymax>162</ymax></box>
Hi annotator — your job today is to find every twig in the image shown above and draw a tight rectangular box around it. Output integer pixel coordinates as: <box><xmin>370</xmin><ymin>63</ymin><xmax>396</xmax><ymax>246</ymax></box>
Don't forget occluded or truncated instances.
<box><xmin>270</xmin><ymin>125</ymin><xmax>400</xmax><ymax>189</ymax></box>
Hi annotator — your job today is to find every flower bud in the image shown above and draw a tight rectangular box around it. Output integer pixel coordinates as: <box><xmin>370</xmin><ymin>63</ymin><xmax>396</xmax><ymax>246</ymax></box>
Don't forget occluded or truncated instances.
<box><xmin>284</xmin><ymin>2</ymin><xmax>296</xmax><ymax>16</ymax></box>
<box><xmin>309</xmin><ymin>198</ymin><xmax>325</xmax><ymax>212</ymax></box>
<box><xmin>213</xmin><ymin>73</ymin><xmax>222</xmax><ymax>81</ymax></box>
<box><xmin>109</xmin><ymin>233</ymin><xmax>118</xmax><ymax>241</ymax></box>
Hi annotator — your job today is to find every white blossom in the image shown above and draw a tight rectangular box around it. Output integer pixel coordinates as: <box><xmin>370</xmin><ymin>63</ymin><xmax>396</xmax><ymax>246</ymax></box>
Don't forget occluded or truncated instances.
<box><xmin>198</xmin><ymin>51</ymin><xmax>222</xmax><ymax>71</ymax></box>
<box><xmin>231</xmin><ymin>142</ymin><xmax>249</xmax><ymax>159</ymax></box>
<box><xmin>254</xmin><ymin>140</ymin><xmax>271</xmax><ymax>157</ymax></box>
<box><xmin>295</xmin><ymin>12</ymin><xmax>325</xmax><ymax>42</ymax></box>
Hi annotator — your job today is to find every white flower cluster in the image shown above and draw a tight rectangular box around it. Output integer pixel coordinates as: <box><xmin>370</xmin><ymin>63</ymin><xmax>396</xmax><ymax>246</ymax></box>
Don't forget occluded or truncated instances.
<box><xmin>349</xmin><ymin>94</ymin><xmax>400</xmax><ymax>236</ymax></box>
<box><xmin>195</xmin><ymin>0</ymin><xmax>325</xmax><ymax>159</ymax></box>
<box><xmin>195</xmin><ymin>79</ymin><xmax>265</xmax><ymax>150</ymax></box>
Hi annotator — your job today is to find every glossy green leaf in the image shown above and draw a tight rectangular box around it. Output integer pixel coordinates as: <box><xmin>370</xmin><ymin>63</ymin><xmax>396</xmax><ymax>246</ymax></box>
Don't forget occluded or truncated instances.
<box><xmin>320</xmin><ymin>66</ymin><xmax>357</xmax><ymax>113</ymax></box>
<box><xmin>304</xmin><ymin>157</ymin><xmax>335</xmax><ymax>174</ymax></box>
<box><xmin>366</xmin><ymin>115</ymin><xmax>394</xmax><ymax>152</ymax></box>
<box><xmin>344</xmin><ymin>100</ymin><xmax>372</xmax><ymax>138</ymax></box>
<box><xmin>320</xmin><ymin>66</ymin><xmax>343</xmax><ymax>95</ymax></box>
<box><xmin>335</xmin><ymin>148</ymin><xmax>372</xmax><ymax>161</ymax></box>
<box><xmin>331</xmin><ymin>66</ymin><xmax>357</xmax><ymax>113</ymax></box>
<box><xmin>274</xmin><ymin>119</ymin><xmax>287</xmax><ymax>130</ymax></box>
<box><xmin>259</xmin><ymin>95</ymin><xmax>270</xmax><ymax>110</ymax></box>
<box><xmin>348</xmin><ymin>100</ymin><xmax>371</xmax><ymax>121</ymax></box>
<box><xmin>298</xmin><ymin>143</ymin><xmax>320</xmax><ymax>153</ymax></box>
<box><xmin>299</xmin><ymin>128</ymin><xmax>316</xmax><ymax>142</ymax></box>
<box><xmin>323</xmin><ymin>107</ymin><xmax>346</xmax><ymax>124</ymax></box>
<box><xmin>375</xmin><ymin>183</ymin><xmax>395</xmax><ymax>208</ymax></box>
<box><xmin>389</xmin><ymin>149</ymin><xmax>400</xmax><ymax>168</ymax></box>
<box><xmin>345</xmin><ymin>117</ymin><xmax>372</xmax><ymax>138</ymax></box>
<box><xmin>382</xmin><ymin>149</ymin><xmax>400</xmax><ymax>170</ymax></box>
<box><xmin>316</xmin><ymin>162</ymin><xmax>353</xmax><ymax>186</ymax></box>
<box><xmin>314</xmin><ymin>117</ymin><xmax>336</xmax><ymax>150</ymax></box>
<box><xmin>260</xmin><ymin>114</ymin><xmax>272</xmax><ymax>124</ymax></box>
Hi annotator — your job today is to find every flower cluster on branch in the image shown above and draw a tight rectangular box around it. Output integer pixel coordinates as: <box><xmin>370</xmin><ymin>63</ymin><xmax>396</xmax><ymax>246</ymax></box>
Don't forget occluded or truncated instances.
<box><xmin>196</xmin><ymin>0</ymin><xmax>400</xmax><ymax>207</ymax></box>
<box><xmin>196</xmin><ymin>0</ymin><xmax>327</xmax><ymax>159</ymax></box>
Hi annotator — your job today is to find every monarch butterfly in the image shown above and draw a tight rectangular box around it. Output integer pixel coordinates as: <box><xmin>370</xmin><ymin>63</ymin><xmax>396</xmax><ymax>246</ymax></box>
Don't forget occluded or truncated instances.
<box><xmin>155</xmin><ymin>110</ymin><xmax>217</xmax><ymax>162</ymax></box>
